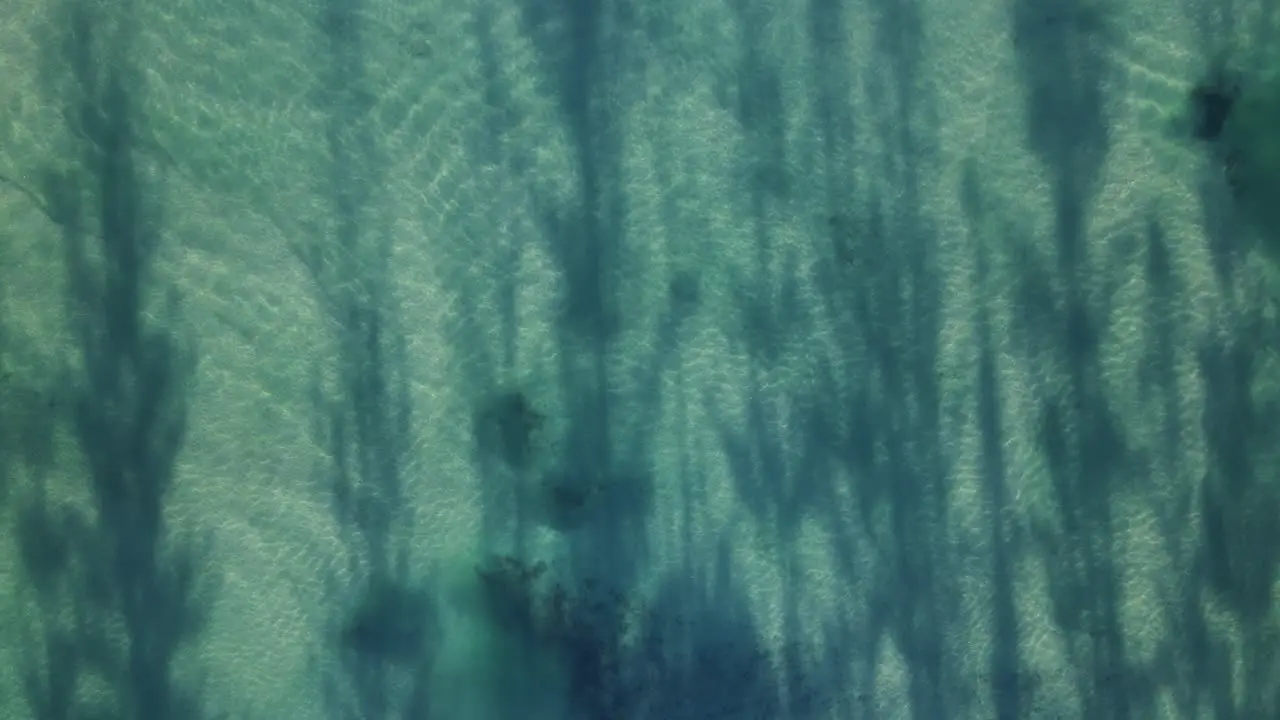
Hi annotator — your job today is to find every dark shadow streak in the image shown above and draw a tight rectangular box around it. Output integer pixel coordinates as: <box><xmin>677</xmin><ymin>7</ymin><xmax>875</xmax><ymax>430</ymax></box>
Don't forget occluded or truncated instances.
<box><xmin>20</xmin><ymin>3</ymin><xmax>216</xmax><ymax>719</ymax></box>
<box><xmin>305</xmin><ymin>3</ymin><xmax>439</xmax><ymax>719</ymax></box>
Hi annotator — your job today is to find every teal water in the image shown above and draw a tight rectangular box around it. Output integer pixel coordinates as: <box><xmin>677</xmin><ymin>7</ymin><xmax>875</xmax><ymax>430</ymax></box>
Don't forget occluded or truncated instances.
<box><xmin>2</xmin><ymin>0</ymin><xmax>1280</xmax><ymax>718</ymax></box>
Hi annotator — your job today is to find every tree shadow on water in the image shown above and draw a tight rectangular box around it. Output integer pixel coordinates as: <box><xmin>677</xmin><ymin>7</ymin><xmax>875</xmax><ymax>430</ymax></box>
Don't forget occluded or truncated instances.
<box><xmin>17</xmin><ymin>2</ymin><xmax>218</xmax><ymax>719</ymax></box>
<box><xmin>1193</xmin><ymin>324</ymin><xmax>1280</xmax><ymax>717</ymax></box>
<box><xmin>305</xmin><ymin>0</ymin><xmax>442</xmax><ymax>715</ymax></box>
<box><xmin>469</xmin><ymin>538</ymin><xmax>808</xmax><ymax>720</ymax></box>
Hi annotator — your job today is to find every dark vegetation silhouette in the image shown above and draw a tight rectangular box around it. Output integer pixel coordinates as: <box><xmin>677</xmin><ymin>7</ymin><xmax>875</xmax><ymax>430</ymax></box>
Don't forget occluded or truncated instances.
<box><xmin>961</xmin><ymin>2</ymin><xmax>1280</xmax><ymax>718</ymax></box>
<box><xmin>303</xmin><ymin>1</ymin><xmax>440</xmax><ymax>718</ymax></box>
<box><xmin>1186</xmin><ymin>4</ymin><xmax>1280</xmax><ymax>266</ymax></box>
<box><xmin>958</xmin><ymin>161</ymin><xmax>1033</xmax><ymax>720</ymax></box>
<box><xmin>1194</xmin><ymin>325</ymin><xmax>1280</xmax><ymax>716</ymax></box>
<box><xmin>1184</xmin><ymin>42</ymin><xmax>1255</xmax><ymax>283</ymax></box>
<box><xmin>796</xmin><ymin>0</ymin><xmax>884</xmax><ymax>712</ymax></box>
<box><xmin>0</xmin><ymin>296</ymin><xmax>61</xmax><ymax>515</ymax></box>
<box><xmin>301</xmin><ymin>0</ymin><xmax>1280</xmax><ymax>717</ymax></box>
<box><xmin>1138</xmin><ymin>215</ymin><xmax>1240</xmax><ymax>719</ymax></box>
<box><xmin>720</xmin><ymin>0</ymin><xmax>968</xmax><ymax>712</ymax></box>
<box><xmin>1187</xmin><ymin>3</ymin><xmax>1280</xmax><ymax>718</ymax></box>
<box><xmin>519</xmin><ymin>0</ymin><xmax>630</xmax><ymax>345</ymax></box>
<box><xmin>1010</xmin><ymin>2</ymin><xmax>1147</xmax><ymax>718</ymax></box>
<box><xmin>0</xmin><ymin>283</ymin><xmax>9</xmax><ymax>513</ymax></box>
<box><xmin>807</xmin><ymin>0</ymin><xmax>960</xmax><ymax>714</ymax></box>
<box><xmin>438</xmin><ymin>1</ymin><xmax>800</xmax><ymax>718</ymax></box>
<box><xmin>174</xmin><ymin>0</ymin><xmax>1277</xmax><ymax>717</ymax></box>
<box><xmin>6</xmin><ymin>1</ymin><xmax>1273</xmax><ymax>719</ymax></box>
<box><xmin>14</xmin><ymin>2</ymin><xmax>218</xmax><ymax>720</ymax></box>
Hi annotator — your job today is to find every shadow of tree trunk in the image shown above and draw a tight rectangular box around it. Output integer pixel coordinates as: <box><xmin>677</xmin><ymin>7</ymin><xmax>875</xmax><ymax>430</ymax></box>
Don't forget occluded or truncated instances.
<box><xmin>17</xmin><ymin>2</ymin><xmax>217</xmax><ymax>719</ymax></box>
